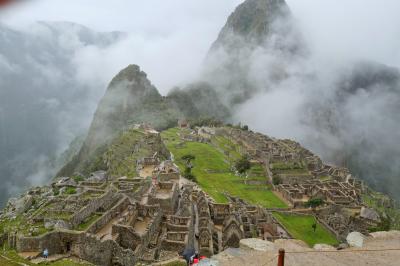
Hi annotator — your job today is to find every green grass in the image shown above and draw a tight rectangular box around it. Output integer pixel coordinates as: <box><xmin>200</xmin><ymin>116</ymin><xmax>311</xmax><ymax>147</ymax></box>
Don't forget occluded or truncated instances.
<box><xmin>72</xmin><ymin>175</ymin><xmax>85</xmax><ymax>183</ymax></box>
<box><xmin>319</xmin><ymin>175</ymin><xmax>332</xmax><ymax>181</ymax></box>
<box><xmin>76</xmin><ymin>214</ymin><xmax>102</xmax><ymax>231</ymax></box>
<box><xmin>65</xmin><ymin>187</ymin><xmax>77</xmax><ymax>195</ymax></box>
<box><xmin>273</xmin><ymin>212</ymin><xmax>339</xmax><ymax>247</ymax></box>
<box><xmin>212</xmin><ymin>135</ymin><xmax>241</xmax><ymax>162</ymax></box>
<box><xmin>162</xmin><ymin>128</ymin><xmax>287</xmax><ymax>208</ymax></box>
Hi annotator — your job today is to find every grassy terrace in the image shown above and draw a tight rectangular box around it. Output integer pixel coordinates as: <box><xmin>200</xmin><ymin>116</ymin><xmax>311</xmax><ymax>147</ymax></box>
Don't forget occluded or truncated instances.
<box><xmin>161</xmin><ymin>128</ymin><xmax>287</xmax><ymax>208</ymax></box>
<box><xmin>273</xmin><ymin>212</ymin><xmax>339</xmax><ymax>247</ymax></box>
<box><xmin>76</xmin><ymin>213</ymin><xmax>102</xmax><ymax>231</ymax></box>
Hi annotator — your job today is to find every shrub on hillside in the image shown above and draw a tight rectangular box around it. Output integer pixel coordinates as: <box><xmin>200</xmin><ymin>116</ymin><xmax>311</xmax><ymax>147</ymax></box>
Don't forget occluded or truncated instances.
<box><xmin>235</xmin><ymin>155</ymin><xmax>251</xmax><ymax>174</ymax></box>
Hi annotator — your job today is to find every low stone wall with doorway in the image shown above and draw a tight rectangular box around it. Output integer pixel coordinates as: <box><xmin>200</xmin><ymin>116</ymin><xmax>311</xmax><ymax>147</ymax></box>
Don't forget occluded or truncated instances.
<box><xmin>16</xmin><ymin>230</ymin><xmax>81</xmax><ymax>254</ymax></box>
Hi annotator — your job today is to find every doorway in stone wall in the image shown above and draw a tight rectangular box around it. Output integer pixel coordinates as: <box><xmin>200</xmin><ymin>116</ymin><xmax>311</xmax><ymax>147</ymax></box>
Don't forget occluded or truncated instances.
<box><xmin>66</xmin><ymin>242</ymin><xmax>71</xmax><ymax>253</ymax></box>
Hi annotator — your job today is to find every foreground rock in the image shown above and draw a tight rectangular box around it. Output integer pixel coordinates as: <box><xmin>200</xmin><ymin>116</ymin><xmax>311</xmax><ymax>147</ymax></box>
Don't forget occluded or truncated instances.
<box><xmin>214</xmin><ymin>232</ymin><xmax>400</xmax><ymax>266</ymax></box>
<box><xmin>240</xmin><ymin>238</ymin><xmax>275</xmax><ymax>252</ymax></box>
<box><xmin>346</xmin><ymin>232</ymin><xmax>365</xmax><ymax>248</ymax></box>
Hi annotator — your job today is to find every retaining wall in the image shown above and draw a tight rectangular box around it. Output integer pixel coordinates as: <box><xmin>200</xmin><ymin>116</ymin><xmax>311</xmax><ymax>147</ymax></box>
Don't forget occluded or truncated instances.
<box><xmin>86</xmin><ymin>196</ymin><xmax>131</xmax><ymax>234</ymax></box>
<box><xmin>70</xmin><ymin>190</ymin><xmax>116</xmax><ymax>227</ymax></box>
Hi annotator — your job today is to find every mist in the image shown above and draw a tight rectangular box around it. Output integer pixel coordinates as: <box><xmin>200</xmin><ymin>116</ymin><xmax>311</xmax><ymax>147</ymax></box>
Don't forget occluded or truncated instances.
<box><xmin>214</xmin><ymin>0</ymin><xmax>400</xmax><ymax>199</ymax></box>
<box><xmin>1</xmin><ymin>0</ymin><xmax>400</xmax><ymax>206</ymax></box>
<box><xmin>0</xmin><ymin>1</ymin><xmax>242</xmax><ymax>207</ymax></box>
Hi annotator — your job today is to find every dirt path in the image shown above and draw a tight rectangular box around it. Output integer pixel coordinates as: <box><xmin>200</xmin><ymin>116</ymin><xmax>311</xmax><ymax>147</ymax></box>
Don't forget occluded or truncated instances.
<box><xmin>139</xmin><ymin>166</ymin><xmax>155</xmax><ymax>178</ymax></box>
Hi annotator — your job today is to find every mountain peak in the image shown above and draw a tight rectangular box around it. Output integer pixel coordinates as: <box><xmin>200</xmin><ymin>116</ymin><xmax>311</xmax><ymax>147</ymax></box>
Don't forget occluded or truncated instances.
<box><xmin>210</xmin><ymin>0</ymin><xmax>290</xmax><ymax>50</ymax></box>
<box><xmin>109</xmin><ymin>64</ymin><xmax>147</xmax><ymax>86</ymax></box>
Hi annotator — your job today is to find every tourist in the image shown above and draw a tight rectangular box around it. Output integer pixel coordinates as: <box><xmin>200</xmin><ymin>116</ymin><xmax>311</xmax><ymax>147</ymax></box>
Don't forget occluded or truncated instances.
<box><xmin>43</xmin><ymin>248</ymin><xmax>49</xmax><ymax>259</ymax></box>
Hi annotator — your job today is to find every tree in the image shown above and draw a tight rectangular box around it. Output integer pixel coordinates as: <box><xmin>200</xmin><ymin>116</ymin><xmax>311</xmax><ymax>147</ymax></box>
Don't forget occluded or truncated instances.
<box><xmin>183</xmin><ymin>166</ymin><xmax>197</xmax><ymax>182</ymax></box>
<box><xmin>305</xmin><ymin>198</ymin><xmax>324</xmax><ymax>210</ymax></box>
<box><xmin>235</xmin><ymin>155</ymin><xmax>251</xmax><ymax>174</ymax></box>
<box><xmin>181</xmin><ymin>154</ymin><xmax>197</xmax><ymax>182</ymax></box>
<box><xmin>272</xmin><ymin>176</ymin><xmax>282</xmax><ymax>186</ymax></box>
<box><xmin>181</xmin><ymin>154</ymin><xmax>195</xmax><ymax>166</ymax></box>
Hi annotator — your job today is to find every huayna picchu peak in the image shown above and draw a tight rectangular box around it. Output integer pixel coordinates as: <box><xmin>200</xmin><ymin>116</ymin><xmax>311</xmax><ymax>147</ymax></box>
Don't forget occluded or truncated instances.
<box><xmin>1</xmin><ymin>0</ymin><xmax>400</xmax><ymax>265</ymax></box>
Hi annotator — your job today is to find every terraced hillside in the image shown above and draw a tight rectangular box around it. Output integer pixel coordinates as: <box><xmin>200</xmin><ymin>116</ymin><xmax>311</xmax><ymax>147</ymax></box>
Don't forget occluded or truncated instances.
<box><xmin>161</xmin><ymin>127</ymin><xmax>288</xmax><ymax>208</ymax></box>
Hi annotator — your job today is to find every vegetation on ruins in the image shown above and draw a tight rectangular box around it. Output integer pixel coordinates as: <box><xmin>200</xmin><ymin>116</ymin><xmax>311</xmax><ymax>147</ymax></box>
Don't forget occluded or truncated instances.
<box><xmin>72</xmin><ymin>174</ymin><xmax>85</xmax><ymax>183</ymax></box>
<box><xmin>362</xmin><ymin>192</ymin><xmax>400</xmax><ymax>230</ymax></box>
<box><xmin>272</xmin><ymin>175</ymin><xmax>282</xmax><ymax>185</ymax></box>
<box><xmin>369</xmin><ymin>216</ymin><xmax>391</xmax><ymax>233</ymax></box>
<box><xmin>76</xmin><ymin>213</ymin><xmax>102</xmax><ymax>231</ymax></box>
<box><xmin>181</xmin><ymin>154</ymin><xmax>197</xmax><ymax>181</ymax></box>
<box><xmin>305</xmin><ymin>198</ymin><xmax>325</xmax><ymax>209</ymax></box>
<box><xmin>65</xmin><ymin>187</ymin><xmax>77</xmax><ymax>195</ymax></box>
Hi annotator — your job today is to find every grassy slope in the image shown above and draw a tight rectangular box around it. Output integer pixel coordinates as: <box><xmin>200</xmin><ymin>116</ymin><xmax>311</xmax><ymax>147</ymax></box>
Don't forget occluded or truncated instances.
<box><xmin>273</xmin><ymin>212</ymin><xmax>339</xmax><ymax>246</ymax></box>
<box><xmin>161</xmin><ymin>128</ymin><xmax>287</xmax><ymax>208</ymax></box>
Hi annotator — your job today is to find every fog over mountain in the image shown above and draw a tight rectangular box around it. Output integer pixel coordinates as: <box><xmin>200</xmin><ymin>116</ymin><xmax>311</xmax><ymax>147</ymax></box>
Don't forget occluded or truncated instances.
<box><xmin>1</xmin><ymin>0</ymin><xmax>400</xmax><ymax>207</ymax></box>
<box><xmin>0</xmin><ymin>21</ymin><xmax>126</xmax><ymax>206</ymax></box>
<box><xmin>202</xmin><ymin>0</ymin><xmax>400</xmax><ymax>199</ymax></box>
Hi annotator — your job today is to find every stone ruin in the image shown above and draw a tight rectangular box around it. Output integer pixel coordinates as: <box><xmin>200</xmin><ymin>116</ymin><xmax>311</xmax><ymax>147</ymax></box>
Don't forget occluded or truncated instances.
<box><xmin>4</xmin><ymin>156</ymin><xmax>283</xmax><ymax>266</ymax></box>
<box><xmin>1</xmin><ymin>126</ymin><xmax>388</xmax><ymax>265</ymax></box>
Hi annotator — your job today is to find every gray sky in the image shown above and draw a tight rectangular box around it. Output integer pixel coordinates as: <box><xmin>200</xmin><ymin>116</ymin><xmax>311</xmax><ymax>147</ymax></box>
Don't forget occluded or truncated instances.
<box><xmin>1</xmin><ymin>0</ymin><xmax>400</xmax><ymax>92</ymax></box>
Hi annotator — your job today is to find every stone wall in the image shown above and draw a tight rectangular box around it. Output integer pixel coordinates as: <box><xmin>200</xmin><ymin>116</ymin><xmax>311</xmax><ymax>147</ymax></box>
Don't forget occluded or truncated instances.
<box><xmin>112</xmin><ymin>224</ymin><xmax>142</xmax><ymax>252</ymax></box>
<box><xmin>73</xmin><ymin>233</ymin><xmax>136</xmax><ymax>266</ymax></box>
<box><xmin>127</xmin><ymin>180</ymin><xmax>151</xmax><ymax>201</ymax></box>
<box><xmin>166</xmin><ymin>216</ymin><xmax>191</xmax><ymax>232</ymax></box>
<box><xmin>70</xmin><ymin>189</ymin><xmax>117</xmax><ymax>227</ymax></box>
<box><xmin>16</xmin><ymin>230</ymin><xmax>80</xmax><ymax>254</ymax></box>
<box><xmin>158</xmin><ymin>172</ymin><xmax>180</xmax><ymax>182</ymax></box>
<box><xmin>86</xmin><ymin>197</ymin><xmax>131</xmax><ymax>234</ymax></box>
<box><xmin>161</xmin><ymin>232</ymin><xmax>188</xmax><ymax>252</ymax></box>
<box><xmin>148</xmin><ymin>182</ymin><xmax>179</xmax><ymax>214</ymax></box>
<box><xmin>17</xmin><ymin>229</ymin><xmax>137</xmax><ymax>266</ymax></box>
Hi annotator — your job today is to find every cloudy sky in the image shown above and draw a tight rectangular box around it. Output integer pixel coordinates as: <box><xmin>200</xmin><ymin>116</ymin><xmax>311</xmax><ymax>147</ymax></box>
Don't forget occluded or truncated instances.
<box><xmin>1</xmin><ymin>0</ymin><xmax>400</xmax><ymax>93</ymax></box>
